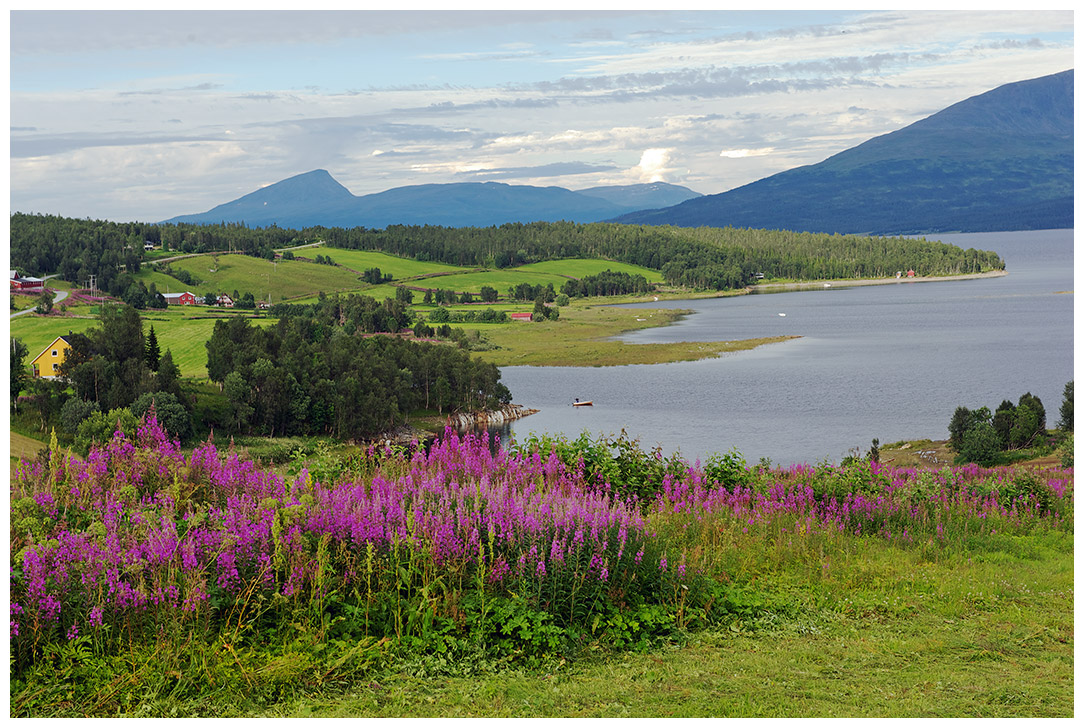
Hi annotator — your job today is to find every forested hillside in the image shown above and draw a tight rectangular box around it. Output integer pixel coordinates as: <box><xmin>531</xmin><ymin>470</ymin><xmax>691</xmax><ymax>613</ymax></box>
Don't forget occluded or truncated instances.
<box><xmin>10</xmin><ymin>213</ymin><xmax>1004</xmax><ymax>296</ymax></box>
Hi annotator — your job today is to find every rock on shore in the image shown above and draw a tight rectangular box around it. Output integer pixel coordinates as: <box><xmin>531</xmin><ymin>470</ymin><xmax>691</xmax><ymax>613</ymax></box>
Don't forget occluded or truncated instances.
<box><xmin>445</xmin><ymin>404</ymin><xmax>539</xmax><ymax>430</ymax></box>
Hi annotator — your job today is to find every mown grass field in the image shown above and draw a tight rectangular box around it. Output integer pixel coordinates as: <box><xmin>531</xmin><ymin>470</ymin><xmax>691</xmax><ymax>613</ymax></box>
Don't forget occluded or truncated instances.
<box><xmin>315</xmin><ymin>248</ymin><xmax>465</xmax><ymax>278</ymax></box>
<box><xmin>518</xmin><ymin>258</ymin><xmax>665</xmax><ymax>283</ymax></box>
<box><xmin>403</xmin><ymin>268</ymin><xmax>572</xmax><ymax>295</ymax></box>
<box><xmin>163</xmin><ymin>254</ymin><xmax>364</xmax><ymax>301</ymax></box>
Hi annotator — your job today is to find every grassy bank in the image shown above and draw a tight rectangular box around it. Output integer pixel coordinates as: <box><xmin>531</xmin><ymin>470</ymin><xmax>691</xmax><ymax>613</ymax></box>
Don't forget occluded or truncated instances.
<box><xmin>472</xmin><ymin>300</ymin><xmax>797</xmax><ymax>367</ymax></box>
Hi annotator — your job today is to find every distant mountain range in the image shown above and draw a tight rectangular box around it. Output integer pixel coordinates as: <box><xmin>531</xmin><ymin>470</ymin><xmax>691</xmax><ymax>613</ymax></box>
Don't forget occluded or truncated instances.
<box><xmin>162</xmin><ymin>173</ymin><xmax>702</xmax><ymax>229</ymax></box>
<box><xmin>164</xmin><ymin>70</ymin><xmax>1071</xmax><ymax>235</ymax></box>
<box><xmin>614</xmin><ymin>70</ymin><xmax>1073</xmax><ymax>234</ymax></box>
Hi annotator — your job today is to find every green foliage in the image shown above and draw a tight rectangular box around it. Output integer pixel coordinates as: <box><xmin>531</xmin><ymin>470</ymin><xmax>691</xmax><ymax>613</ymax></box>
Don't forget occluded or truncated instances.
<box><xmin>130</xmin><ymin>391</ymin><xmax>191</xmax><ymax>441</ymax></box>
<box><xmin>958</xmin><ymin>421</ymin><xmax>1001</xmax><ymax>466</ymax></box>
<box><xmin>1057</xmin><ymin>380</ymin><xmax>1072</xmax><ymax>431</ymax></box>
<box><xmin>11</xmin><ymin>337</ymin><xmax>30</xmax><ymax>409</ymax></box>
<box><xmin>35</xmin><ymin>289</ymin><xmax>54</xmax><ymax>315</ymax></box>
<box><xmin>59</xmin><ymin>397</ymin><xmax>100</xmax><ymax>434</ymax></box>
<box><xmin>75</xmin><ymin>407</ymin><xmax>139</xmax><ymax>452</ymax></box>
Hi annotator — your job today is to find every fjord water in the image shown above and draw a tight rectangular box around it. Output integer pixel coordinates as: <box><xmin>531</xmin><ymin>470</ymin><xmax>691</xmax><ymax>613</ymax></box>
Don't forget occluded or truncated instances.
<box><xmin>497</xmin><ymin>229</ymin><xmax>1073</xmax><ymax>466</ymax></box>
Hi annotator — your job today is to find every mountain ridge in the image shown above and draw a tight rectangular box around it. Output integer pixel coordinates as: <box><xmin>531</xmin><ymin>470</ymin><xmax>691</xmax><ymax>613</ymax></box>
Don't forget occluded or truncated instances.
<box><xmin>162</xmin><ymin>174</ymin><xmax>703</xmax><ymax>229</ymax></box>
<box><xmin>611</xmin><ymin>70</ymin><xmax>1073</xmax><ymax>234</ymax></box>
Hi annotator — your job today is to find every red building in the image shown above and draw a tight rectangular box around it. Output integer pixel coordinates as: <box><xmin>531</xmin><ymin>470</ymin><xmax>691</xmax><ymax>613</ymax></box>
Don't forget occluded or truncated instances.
<box><xmin>163</xmin><ymin>291</ymin><xmax>198</xmax><ymax>306</ymax></box>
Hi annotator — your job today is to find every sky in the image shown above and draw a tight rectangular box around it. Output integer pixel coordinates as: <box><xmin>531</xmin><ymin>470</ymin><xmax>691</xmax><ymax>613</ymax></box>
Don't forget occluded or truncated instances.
<box><xmin>7</xmin><ymin>7</ymin><xmax>1076</xmax><ymax>223</ymax></box>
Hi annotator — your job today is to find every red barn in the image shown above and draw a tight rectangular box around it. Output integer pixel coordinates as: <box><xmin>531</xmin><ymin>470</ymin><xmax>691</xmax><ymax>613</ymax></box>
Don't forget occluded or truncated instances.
<box><xmin>163</xmin><ymin>291</ymin><xmax>197</xmax><ymax>306</ymax></box>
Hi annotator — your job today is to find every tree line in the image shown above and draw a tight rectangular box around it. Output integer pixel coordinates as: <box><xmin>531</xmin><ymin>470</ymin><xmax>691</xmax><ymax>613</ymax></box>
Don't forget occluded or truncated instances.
<box><xmin>11</xmin><ymin>213</ymin><xmax>1005</xmax><ymax>296</ymax></box>
<box><xmin>204</xmin><ymin>308</ymin><xmax>510</xmax><ymax>438</ymax></box>
<box><xmin>948</xmin><ymin>383</ymin><xmax>1073</xmax><ymax>466</ymax></box>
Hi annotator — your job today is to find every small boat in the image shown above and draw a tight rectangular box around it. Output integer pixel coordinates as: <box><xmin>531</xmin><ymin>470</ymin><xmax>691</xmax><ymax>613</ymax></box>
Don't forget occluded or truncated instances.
<box><xmin>572</xmin><ymin>400</ymin><xmax>593</xmax><ymax>407</ymax></box>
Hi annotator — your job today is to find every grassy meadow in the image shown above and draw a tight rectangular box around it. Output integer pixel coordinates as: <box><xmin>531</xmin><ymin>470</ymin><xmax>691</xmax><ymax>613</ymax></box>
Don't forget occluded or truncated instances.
<box><xmin>8</xmin><ymin>425</ymin><xmax>1072</xmax><ymax>718</ymax></box>
<box><xmin>310</xmin><ymin>248</ymin><xmax>464</xmax><ymax>278</ymax></box>
<box><xmin>161</xmin><ymin>254</ymin><xmax>365</xmax><ymax>301</ymax></box>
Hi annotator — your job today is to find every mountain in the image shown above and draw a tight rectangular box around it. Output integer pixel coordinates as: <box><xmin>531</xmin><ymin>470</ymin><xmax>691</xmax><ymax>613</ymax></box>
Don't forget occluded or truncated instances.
<box><xmin>612</xmin><ymin>70</ymin><xmax>1073</xmax><ymax>235</ymax></box>
<box><xmin>574</xmin><ymin>182</ymin><xmax>701</xmax><ymax>210</ymax></box>
<box><xmin>163</xmin><ymin>173</ymin><xmax>701</xmax><ymax>229</ymax></box>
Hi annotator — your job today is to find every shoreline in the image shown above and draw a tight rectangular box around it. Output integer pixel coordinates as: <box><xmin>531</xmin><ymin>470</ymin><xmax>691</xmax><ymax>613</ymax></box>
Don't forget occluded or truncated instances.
<box><xmin>748</xmin><ymin>269</ymin><xmax>1007</xmax><ymax>293</ymax></box>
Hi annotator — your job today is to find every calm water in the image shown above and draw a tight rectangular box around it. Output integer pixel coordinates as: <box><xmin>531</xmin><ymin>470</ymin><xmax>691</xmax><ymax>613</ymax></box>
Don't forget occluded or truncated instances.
<box><xmin>495</xmin><ymin>229</ymin><xmax>1074</xmax><ymax>466</ymax></box>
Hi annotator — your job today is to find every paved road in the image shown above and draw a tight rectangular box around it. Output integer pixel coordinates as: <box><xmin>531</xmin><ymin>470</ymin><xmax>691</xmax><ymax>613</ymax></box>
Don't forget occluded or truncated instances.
<box><xmin>10</xmin><ymin>279</ymin><xmax>68</xmax><ymax>318</ymax></box>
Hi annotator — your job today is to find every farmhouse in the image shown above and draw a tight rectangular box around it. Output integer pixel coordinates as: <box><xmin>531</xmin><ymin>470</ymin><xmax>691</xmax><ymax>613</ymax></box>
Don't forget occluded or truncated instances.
<box><xmin>31</xmin><ymin>336</ymin><xmax>72</xmax><ymax>378</ymax></box>
<box><xmin>509</xmin><ymin>312</ymin><xmax>533</xmax><ymax>321</ymax></box>
<box><xmin>217</xmin><ymin>293</ymin><xmax>234</xmax><ymax>307</ymax></box>
<box><xmin>10</xmin><ymin>269</ymin><xmax>45</xmax><ymax>291</ymax></box>
<box><xmin>163</xmin><ymin>291</ymin><xmax>198</xmax><ymax>306</ymax></box>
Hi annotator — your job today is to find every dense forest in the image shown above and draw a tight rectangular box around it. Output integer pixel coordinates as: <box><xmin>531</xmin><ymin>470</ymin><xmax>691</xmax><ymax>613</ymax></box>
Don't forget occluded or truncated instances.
<box><xmin>12</xmin><ymin>299</ymin><xmax>510</xmax><ymax>446</ymax></box>
<box><xmin>10</xmin><ymin>213</ymin><xmax>1005</xmax><ymax>294</ymax></box>
<box><xmin>204</xmin><ymin>301</ymin><xmax>510</xmax><ymax>438</ymax></box>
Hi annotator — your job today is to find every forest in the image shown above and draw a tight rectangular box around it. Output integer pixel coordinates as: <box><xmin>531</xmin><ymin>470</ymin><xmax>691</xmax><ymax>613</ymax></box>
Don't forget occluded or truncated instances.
<box><xmin>10</xmin><ymin>213</ymin><xmax>1005</xmax><ymax>296</ymax></box>
<box><xmin>11</xmin><ymin>298</ymin><xmax>510</xmax><ymax>447</ymax></box>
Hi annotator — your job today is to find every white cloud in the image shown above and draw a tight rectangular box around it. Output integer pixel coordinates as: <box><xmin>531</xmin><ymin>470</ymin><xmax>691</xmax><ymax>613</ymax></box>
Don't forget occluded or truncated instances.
<box><xmin>637</xmin><ymin>148</ymin><xmax>674</xmax><ymax>183</ymax></box>
<box><xmin>720</xmin><ymin>148</ymin><xmax>774</xmax><ymax>158</ymax></box>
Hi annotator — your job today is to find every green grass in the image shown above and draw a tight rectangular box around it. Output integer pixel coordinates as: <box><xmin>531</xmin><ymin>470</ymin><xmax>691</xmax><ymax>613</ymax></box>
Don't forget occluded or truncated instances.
<box><xmin>10</xmin><ymin>313</ymin><xmax>101</xmax><ymax>362</ymax></box>
<box><xmin>517</xmin><ymin>258</ymin><xmax>665</xmax><ymax>283</ymax></box>
<box><xmin>139</xmin><ymin>308</ymin><xmax>278</xmax><ymax>377</ymax></box>
<box><xmin>162</xmin><ymin>254</ymin><xmax>364</xmax><ymax>301</ymax></box>
<box><xmin>317</xmin><ymin>248</ymin><xmax>466</xmax><ymax>278</ymax></box>
<box><xmin>19</xmin><ymin>522</ymin><xmax>1064</xmax><ymax>718</ymax></box>
<box><xmin>472</xmin><ymin>301</ymin><xmax>798</xmax><ymax>366</ymax></box>
<box><xmin>407</xmin><ymin>269</ymin><xmax>571</xmax><ymax>295</ymax></box>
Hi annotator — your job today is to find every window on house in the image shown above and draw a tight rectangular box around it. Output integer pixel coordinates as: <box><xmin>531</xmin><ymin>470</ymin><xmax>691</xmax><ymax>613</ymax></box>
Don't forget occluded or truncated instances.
<box><xmin>53</xmin><ymin>363</ymin><xmax>59</xmax><ymax>371</ymax></box>
<box><xmin>52</xmin><ymin>350</ymin><xmax>58</xmax><ymax>356</ymax></box>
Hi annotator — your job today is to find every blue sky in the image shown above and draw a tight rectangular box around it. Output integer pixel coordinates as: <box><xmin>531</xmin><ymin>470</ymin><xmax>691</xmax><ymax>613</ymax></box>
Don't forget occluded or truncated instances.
<box><xmin>8</xmin><ymin>9</ymin><xmax>1075</xmax><ymax>222</ymax></box>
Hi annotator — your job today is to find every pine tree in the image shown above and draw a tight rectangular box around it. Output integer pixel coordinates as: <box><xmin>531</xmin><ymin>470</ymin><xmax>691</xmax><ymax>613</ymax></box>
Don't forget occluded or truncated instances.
<box><xmin>145</xmin><ymin>325</ymin><xmax>161</xmax><ymax>372</ymax></box>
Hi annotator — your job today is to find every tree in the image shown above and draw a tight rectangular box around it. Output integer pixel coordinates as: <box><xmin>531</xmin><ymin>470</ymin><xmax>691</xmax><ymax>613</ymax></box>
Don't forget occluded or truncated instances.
<box><xmin>480</xmin><ymin>285</ymin><xmax>498</xmax><ymax>303</ymax></box>
<box><xmin>10</xmin><ymin>338</ymin><xmax>29</xmax><ymax>411</ymax></box>
<box><xmin>1010</xmin><ymin>393</ymin><xmax>1046</xmax><ymax>449</ymax></box>
<box><xmin>1057</xmin><ymin>381</ymin><xmax>1073</xmax><ymax>431</ymax></box>
<box><xmin>395</xmin><ymin>287</ymin><xmax>414</xmax><ymax>306</ymax></box>
<box><xmin>35</xmin><ymin>290</ymin><xmax>53</xmax><ymax>315</ymax></box>
<box><xmin>131</xmin><ymin>392</ymin><xmax>190</xmax><ymax>441</ymax></box>
<box><xmin>948</xmin><ymin>405</ymin><xmax>990</xmax><ymax>452</ymax></box>
<box><xmin>204</xmin><ymin>292</ymin><xmax>218</xmax><ymax>306</ymax></box>
<box><xmin>992</xmin><ymin>399</ymin><xmax>1016</xmax><ymax>449</ymax></box>
<box><xmin>958</xmin><ymin>421</ymin><xmax>1000</xmax><ymax>465</ymax></box>
<box><xmin>60</xmin><ymin>397</ymin><xmax>100</xmax><ymax>434</ymax></box>
<box><xmin>155</xmin><ymin>350</ymin><xmax>181</xmax><ymax>398</ymax></box>
<box><xmin>145</xmin><ymin>325</ymin><xmax>161</xmax><ymax>371</ymax></box>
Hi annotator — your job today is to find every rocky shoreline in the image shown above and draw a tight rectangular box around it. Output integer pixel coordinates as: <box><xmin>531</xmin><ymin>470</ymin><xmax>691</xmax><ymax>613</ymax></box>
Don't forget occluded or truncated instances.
<box><xmin>370</xmin><ymin>404</ymin><xmax>539</xmax><ymax>447</ymax></box>
<box><xmin>444</xmin><ymin>403</ymin><xmax>540</xmax><ymax>430</ymax></box>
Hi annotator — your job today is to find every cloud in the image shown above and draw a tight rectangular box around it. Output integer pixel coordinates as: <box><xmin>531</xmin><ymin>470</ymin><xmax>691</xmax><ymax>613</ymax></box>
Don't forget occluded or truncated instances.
<box><xmin>720</xmin><ymin>148</ymin><xmax>774</xmax><ymax>158</ymax></box>
<box><xmin>455</xmin><ymin>161</ymin><xmax>619</xmax><ymax>180</ymax></box>
<box><xmin>637</xmin><ymin>148</ymin><xmax>675</xmax><ymax>183</ymax></box>
<box><xmin>10</xmin><ymin>132</ymin><xmax>236</xmax><ymax>158</ymax></box>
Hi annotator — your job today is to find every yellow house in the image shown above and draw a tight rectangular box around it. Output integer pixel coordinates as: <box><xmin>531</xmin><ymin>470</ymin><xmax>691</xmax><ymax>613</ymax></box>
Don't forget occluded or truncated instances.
<box><xmin>31</xmin><ymin>335</ymin><xmax>72</xmax><ymax>378</ymax></box>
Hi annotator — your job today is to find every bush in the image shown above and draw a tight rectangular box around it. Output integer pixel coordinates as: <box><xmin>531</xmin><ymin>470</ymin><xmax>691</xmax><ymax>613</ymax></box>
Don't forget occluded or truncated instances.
<box><xmin>130</xmin><ymin>392</ymin><xmax>191</xmax><ymax>441</ymax></box>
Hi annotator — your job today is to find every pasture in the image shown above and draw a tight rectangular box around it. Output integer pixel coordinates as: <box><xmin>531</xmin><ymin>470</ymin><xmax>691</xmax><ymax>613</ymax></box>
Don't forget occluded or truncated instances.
<box><xmin>315</xmin><ymin>247</ymin><xmax>465</xmax><ymax>279</ymax></box>
<box><xmin>162</xmin><ymin>254</ymin><xmax>364</xmax><ymax>301</ymax></box>
<box><xmin>517</xmin><ymin>258</ymin><xmax>665</xmax><ymax>282</ymax></box>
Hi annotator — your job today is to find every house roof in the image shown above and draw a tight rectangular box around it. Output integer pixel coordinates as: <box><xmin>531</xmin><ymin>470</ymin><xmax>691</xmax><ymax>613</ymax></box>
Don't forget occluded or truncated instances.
<box><xmin>31</xmin><ymin>335</ymin><xmax>72</xmax><ymax>363</ymax></box>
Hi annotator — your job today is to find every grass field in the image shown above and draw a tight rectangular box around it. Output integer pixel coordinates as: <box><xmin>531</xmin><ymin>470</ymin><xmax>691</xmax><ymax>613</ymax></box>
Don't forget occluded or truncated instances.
<box><xmin>316</xmin><ymin>248</ymin><xmax>465</xmax><ymax>278</ymax></box>
<box><xmin>139</xmin><ymin>308</ymin><xmax>279</xmax><ymax>377</ymax></box>
<box><xmin>399</xmin><ymin>268</ymin><xmax>569</xmax><ymax>295</ymax></box>
<box><xmin>517</xmin><ymin>258</ymin><xmax>665</xmax><ymax>283</ymax></box>
<box><xmin>163</xmin><ymin>254</ymin><xmax>364</xmax><ymax>301</ymax></box>
<box><xmin>12</xmin><ymin>307</ymin><xmax>277</xmax><ymax>379</ymax></box>
<box><xmin>471</xmin><ymin>301</ymin><xmax>797</xmax><ymax>366</ymax></box>
<box><xmin>271</xmin><ymin>539</ymin><xmax>1073</xmax><ymax>718</ymax></box>
<box><xmin>9</xmin><ymin>313</ymin><xmax>101</xmax><ymax>362</ymax></box>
